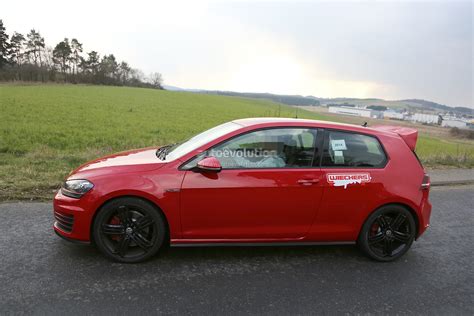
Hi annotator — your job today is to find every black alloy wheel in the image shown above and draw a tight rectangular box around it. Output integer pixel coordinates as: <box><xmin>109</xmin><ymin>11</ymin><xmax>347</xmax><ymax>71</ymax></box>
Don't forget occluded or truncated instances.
<box><xmin>358</xmin><ymin>205</ymin><xmax>416</xmax><ymax>262</ymax></box>
<box><xmin>93</xmin><ymin>197</ymin><xmax>166</xmax><ymax>263</ymax></box>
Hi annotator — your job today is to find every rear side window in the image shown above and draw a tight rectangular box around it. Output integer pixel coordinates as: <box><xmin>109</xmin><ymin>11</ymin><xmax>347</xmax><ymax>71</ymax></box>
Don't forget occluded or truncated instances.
<box><xmin>322</xmin><ymin>131</ymin><xmax>387</xmax><ymax>168</ymax></box>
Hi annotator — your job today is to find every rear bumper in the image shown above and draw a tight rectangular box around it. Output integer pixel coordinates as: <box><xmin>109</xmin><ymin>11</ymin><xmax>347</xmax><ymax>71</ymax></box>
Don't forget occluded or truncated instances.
<box><xmin>417</xmin><ymin>198</ymin><xmax>432</xmax><ymax>237</ymax></box>
<box><xmin>53</xmin><ymin>190</ymin><xmax>94</xmax><ymax>242</ymax></box>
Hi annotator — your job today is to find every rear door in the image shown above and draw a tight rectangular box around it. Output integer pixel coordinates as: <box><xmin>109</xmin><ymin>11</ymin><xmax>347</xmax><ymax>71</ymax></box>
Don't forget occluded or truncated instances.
<box><xmin>179</xmin><ymin>127</ymin><xmax>325</xmax><ymax>239</ymax></box>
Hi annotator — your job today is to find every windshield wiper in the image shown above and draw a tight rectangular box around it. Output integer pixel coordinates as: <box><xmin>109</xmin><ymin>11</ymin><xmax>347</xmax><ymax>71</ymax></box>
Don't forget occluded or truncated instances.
<box><xmin>156</xmin><ymin>143</ymin><xmax>178</xmax><ymax>160</ymax></box>
<box><xmin>156</xmin><ymin>145</ymin><xmax>172</xmax><ymax>160</ymax></box>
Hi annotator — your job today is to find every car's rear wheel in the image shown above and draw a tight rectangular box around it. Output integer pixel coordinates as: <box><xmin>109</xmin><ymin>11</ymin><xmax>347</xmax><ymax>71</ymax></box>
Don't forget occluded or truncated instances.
<box><xmin>358</xmin><ymin>205</ymin><xmax>416</xmax><ymax>262</ymax></box>
<box><xmin>93</xmin><ymin>197</ymin><xmax>166</xmax><ymax>263</ymax></box>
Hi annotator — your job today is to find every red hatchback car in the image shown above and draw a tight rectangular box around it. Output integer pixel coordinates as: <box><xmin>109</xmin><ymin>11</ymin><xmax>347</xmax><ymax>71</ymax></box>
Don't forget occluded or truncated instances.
<box><xmin>54</xmin><ymin>118</ymin><xmax>432</xmax><ymax>263</ymax></box>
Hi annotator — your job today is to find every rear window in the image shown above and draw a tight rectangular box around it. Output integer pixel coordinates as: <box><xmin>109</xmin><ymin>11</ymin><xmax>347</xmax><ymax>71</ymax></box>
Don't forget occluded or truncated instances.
<box><xmin>321</xmin><ymin>131</ymin><xmax>387</xmax><ymax>168</ymax></box>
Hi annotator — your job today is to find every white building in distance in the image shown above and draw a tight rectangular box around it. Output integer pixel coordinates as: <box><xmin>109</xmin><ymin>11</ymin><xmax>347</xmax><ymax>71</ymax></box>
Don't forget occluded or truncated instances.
<box><xmin>411</xmin><ymin>113</ymin><xmax>442</xmax><ymax>125</ymax></box>
<box><xmin>384</xmin><ymin>110</ymin><xmax>405</xmax><ymax>120</ymax></box>
<box><xmin>441</xmin><ymin>118</ymin><xmax>469</xmax><ymax>129</ymax></box>
<box><xmin>328</xmin><ymin>106</ymin><xmax>383</xmax><ymax>119</ymax></box>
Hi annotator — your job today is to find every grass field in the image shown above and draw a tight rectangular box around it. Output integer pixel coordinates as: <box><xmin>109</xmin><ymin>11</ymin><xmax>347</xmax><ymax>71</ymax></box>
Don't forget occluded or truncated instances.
<box><xmin>1</xmin><ymin>84</ymin><xmax>473</xmax><ymax>200</ymax></box>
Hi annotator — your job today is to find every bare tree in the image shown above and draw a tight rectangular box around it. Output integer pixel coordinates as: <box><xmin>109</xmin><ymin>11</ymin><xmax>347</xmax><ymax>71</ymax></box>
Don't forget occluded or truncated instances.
<box><xmin>149</xmin><ymin>72</ymin><xmax>163</xmax><ymax>88</ymax></box>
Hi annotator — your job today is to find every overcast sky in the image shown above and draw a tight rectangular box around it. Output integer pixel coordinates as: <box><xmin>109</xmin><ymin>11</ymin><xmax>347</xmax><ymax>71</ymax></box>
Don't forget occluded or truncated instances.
<box><xmin>3</xmin><ymin>0</ymin><xmax>473</xmax><ymax>107</ymax></box>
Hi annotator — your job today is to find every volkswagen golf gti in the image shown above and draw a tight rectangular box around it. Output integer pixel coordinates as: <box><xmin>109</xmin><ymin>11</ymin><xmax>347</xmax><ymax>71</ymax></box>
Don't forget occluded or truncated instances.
<box><xmin>54</xmin><ymin>118</ymin><xmax>432</xmax><ymax>263</ymax></box>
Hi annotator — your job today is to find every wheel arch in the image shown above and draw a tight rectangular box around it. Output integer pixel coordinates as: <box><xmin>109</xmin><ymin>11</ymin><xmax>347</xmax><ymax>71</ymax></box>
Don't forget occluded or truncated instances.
<box><xmin>358</xmin><ymin>202</ymin><xmax>421</xmax><ymax>240</ymax></box>
<box><xmin>89</xmin><ymin>194</ymin><xmax>171</xmax><ymax>245</ymax></box>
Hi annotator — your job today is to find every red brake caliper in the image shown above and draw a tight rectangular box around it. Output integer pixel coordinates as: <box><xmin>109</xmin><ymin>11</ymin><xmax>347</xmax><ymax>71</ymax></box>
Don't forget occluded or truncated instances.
<box><xmin>109</xmin><ymin>216</ymin><xmax>121</xmax><ymax>241</ymax></box>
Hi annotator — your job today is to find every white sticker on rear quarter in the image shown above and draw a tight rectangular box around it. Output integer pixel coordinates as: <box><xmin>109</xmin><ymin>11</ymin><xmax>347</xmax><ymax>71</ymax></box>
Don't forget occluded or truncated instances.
<box><xmin>331</xmin><ymin>139</ymin><xmax>347</xmax><ymax>151</ymax></box>
<box><xmin>327</xmin><ymin>173</ymin><xmax>371</xmax><ymax>189</ymax></box>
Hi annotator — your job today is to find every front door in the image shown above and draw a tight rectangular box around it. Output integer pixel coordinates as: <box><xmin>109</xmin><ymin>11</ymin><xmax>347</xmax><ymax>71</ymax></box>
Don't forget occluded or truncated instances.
<box><xmin>179</xmin><ymin>127</ymin><xmax>324</xmax><ymax>239</ymax></box>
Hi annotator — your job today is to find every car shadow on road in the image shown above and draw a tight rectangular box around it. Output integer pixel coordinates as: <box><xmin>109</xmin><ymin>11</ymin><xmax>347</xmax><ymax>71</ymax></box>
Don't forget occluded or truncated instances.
<box><xmin>161</xmin><ymin>244</ymin><xmax>363</xmax><ymax>261</ymax></box>
<box><xmin>55</xmin><ymin>238</ymin><xmax>367</xmax><ymax>265</ymax></box>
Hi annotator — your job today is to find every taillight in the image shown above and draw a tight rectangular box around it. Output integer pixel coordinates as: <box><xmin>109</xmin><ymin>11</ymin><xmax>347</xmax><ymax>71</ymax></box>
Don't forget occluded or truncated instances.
<box><xmin>421</xmin><ymin>174</ymin><xmax>430</xmax><ymax>190</ymax></box>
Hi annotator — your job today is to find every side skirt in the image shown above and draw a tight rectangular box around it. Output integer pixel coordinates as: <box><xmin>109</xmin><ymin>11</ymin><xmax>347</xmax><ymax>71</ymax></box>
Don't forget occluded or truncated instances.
<box><xmin>170</xmin><ymin>241</ymin><xmax>356</xmax><ymax>247</ymax></box>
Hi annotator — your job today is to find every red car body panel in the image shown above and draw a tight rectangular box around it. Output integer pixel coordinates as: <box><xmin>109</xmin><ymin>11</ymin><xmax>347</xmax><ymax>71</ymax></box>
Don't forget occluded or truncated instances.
<box><xmin>180</xmin><ymin>168</ymin><xmax>324</xmax><ymax>239</ymax></box>
<box><xmin>54</xmin><ymin>118</ymin><xmax>431</xmax><ymax>244</ymax></box>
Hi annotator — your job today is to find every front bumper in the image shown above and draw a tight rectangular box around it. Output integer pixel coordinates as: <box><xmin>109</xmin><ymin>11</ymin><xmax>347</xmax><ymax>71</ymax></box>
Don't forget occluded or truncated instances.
<box><xmin>53</xmin><ymin>190</ymin><xmax>95</xmax><ymax>242</ymax></box>
<box><xmin>54</xmin><ymin>229</ymin><xmax>90</xmax><ymax>244</ymax></box>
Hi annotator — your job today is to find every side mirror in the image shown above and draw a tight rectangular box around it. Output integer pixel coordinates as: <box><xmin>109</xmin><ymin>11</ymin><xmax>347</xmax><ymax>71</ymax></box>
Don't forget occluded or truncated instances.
<box><xmin>197</xmin><ymin>156</ymin><xmax>222</xmax><ymax>172</ymax></box>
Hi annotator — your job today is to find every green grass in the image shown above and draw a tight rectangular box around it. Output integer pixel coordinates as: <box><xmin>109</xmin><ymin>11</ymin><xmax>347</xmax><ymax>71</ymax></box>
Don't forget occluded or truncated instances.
<box><xmin>1</xmin><ymin>84</ymin><xmax>473</xmax><ymax>200</ymax></box>
<box><xmin>416</xmin><ymin>135</ymin><xmax>474</xmax><ymax>168</ymax></box>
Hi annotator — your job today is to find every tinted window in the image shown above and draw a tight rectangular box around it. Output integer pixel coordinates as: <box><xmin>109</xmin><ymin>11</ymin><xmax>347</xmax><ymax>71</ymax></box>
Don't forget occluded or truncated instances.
<box><xmin>322</xmin><ymin>131</ymin><xmax>386</xmax><ymax>167</ymax></box>
<box><xmin>183</xmin><ymin>128</ymin><xmax>318</xmax><ymax>169</ymax></box>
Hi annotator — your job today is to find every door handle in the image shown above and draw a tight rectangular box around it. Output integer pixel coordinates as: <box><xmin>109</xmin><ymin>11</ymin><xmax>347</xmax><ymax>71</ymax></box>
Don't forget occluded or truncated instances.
<box><xmin>297</xmin><ymin>179</ymin><xmax>320</xmax><ymax>186</ymax></box>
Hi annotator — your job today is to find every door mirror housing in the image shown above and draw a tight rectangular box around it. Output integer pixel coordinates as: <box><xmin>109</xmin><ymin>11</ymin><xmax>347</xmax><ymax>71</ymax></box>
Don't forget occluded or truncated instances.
<box><xmin>197</xmin><ymin>156</ymin><xmax>222</xmax><ymax>172</ymax></box>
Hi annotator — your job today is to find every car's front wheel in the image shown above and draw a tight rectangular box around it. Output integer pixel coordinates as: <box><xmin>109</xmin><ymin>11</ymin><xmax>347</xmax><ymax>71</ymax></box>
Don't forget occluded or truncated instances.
<box><xmin>93</xmin><ymin>197</ymin><xmax>166</xmax><ymax>263</ymax></box>
<box><xmin>358</xmin><ymin>205</ymin><xmax>416</xmax><ymax>262</ymax></box>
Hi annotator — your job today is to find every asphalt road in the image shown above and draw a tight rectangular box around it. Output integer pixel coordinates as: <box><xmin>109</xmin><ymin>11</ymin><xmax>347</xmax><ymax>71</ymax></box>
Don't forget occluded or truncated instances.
<box><xmin>0</xmin><ymin>186</ymin><xmax>473</xmax><ymax>315</ymax></box>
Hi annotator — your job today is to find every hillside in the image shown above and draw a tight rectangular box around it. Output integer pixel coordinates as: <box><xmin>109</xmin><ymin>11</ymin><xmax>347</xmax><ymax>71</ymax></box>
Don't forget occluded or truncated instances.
<box><xmin>1</xmin><ymin>84</ymin><xmax>473</xmax><ymax>200</ymax></box>
<box><xmin>186</xmin><ymin>90</ymin><xmax>472</xmax><ymax>115</ymax></box>
<box><xmin>0</xmin><ymin>84</ymin><xmax>324</xmax><ymax>200</ymax></box>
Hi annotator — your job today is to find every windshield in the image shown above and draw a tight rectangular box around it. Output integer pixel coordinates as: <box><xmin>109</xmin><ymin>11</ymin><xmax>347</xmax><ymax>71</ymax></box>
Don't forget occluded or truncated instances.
<box><xmin>163</xmin><ymin>122</ymin><xmax>242</xmax><ymax>161</ymax></box>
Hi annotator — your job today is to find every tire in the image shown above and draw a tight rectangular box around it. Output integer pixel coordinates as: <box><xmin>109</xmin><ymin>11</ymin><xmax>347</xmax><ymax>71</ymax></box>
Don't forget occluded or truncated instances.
<box><xmin>93</xmin><ymin>197</ymin><xmax>167</xmax><ymax>263</ymax></box>
<box><xmin>358</xmin><ymin>205</ymin><xmax>416</xmax><ymax>262</ymax></box>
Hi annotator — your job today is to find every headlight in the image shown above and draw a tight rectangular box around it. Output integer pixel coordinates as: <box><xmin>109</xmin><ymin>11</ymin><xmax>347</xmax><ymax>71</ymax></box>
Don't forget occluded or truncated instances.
<box><xmin>61</xmin><ymin>179</ymin><xmax>94</xmax><ymax>198</ymax></box>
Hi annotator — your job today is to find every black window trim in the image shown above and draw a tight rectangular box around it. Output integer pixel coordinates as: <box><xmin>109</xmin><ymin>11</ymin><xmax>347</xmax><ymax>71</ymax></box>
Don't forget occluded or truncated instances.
<box><xmin>319</xmin><ymin>128</ymin><xmax>389</xmax><ymax>169</ymax></box>
<box><xmin>179</xmin><ymin>126</ymin><xmax>325</xmax><ymax>171</ymax></box>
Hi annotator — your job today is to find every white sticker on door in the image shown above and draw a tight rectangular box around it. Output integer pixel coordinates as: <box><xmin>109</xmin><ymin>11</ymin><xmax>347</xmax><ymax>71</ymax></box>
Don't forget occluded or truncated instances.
<box><xmin>327</xmin><ymin>173</ymin><xmax>371</xmax><ymax>189</ymax></box>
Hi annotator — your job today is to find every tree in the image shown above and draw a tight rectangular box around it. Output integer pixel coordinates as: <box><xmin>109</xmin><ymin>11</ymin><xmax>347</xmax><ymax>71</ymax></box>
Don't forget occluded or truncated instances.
<box><xmin>53</xmin><ymin>38</ymin><xmax>72</xmax><ymax>75</ymax></box>
<box><xmin>128</xmin><ymin>68</ymin><xmax>145</xmax><ymax>86</ymax></box>
<box><xmin>367</xmin><ymin>105</ymin><xmax>388</xmax><ymax>111</ymax></box>
<box><xmin>100</xmin><ymin>54</ymin><xmax>118</xmax><ymax>82</ymax></box>
<box><xmin>149</xmin><ymin>72</ymin><xmax>163</xmax><ymax>89</ymax></box>
<box><xmin>9</xmin><ymin>32</ymin><xmax>25</xmax><ymax>66</ymax></box>
<box><xmin>80</xmin><ymin>51</ymin><xmax>100</xmax><ymax>76</ymax></box>
<box><xmin>25</xmin><ymin>29</ymin><xmax>45</xmax><ymax>66</ymax></box>
<box><xmin>0</xmin><ymin>23</ymin><xmax>163</xmax><ymax>88</ymax></box>
<box><xmin>0</xmin><ymin>20</ymin><xmax>10</xmax><ymax>69</ymax></box>
<box><xmin>119</xmin><ymin>61</ymin><xmax>131</xmax><ymax>84</ymax></box>
<box><xmin>70</xmin><ymin>38</ymin><xmax>82</xmax><ymax>77</ymax></box>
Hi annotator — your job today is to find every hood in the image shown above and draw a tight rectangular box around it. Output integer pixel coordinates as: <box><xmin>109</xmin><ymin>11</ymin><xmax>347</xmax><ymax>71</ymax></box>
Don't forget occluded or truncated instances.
<box><xmin>70</xmin><ymin>147</ymin><xmax>166</xmax><ymax>177</ymax></box>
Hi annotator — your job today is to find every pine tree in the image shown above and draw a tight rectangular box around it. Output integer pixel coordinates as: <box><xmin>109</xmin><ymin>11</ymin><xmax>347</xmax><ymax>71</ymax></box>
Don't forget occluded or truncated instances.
<box><xmin>9</xmin><ymin>32</ymin><xmax>25</xmax><ymax>65</ymax></box>
<box><xmin>70</xmin><ymin>38</ymin><xmax>83</xmax><ymax>77</ymax></box>
<box><xmin>53</xmin><ymin>38</ymin><xmax>72</xmax><ymax>75</ymax></box>
<box><xmin>0</xmin><ymin>20</ymin><xmax>10</xmax><ymax>69</ymax></box>
<box><xmin>26</xmin><ymin>29</ymin><xmax>45</xmax><ymax>66</ymax></box>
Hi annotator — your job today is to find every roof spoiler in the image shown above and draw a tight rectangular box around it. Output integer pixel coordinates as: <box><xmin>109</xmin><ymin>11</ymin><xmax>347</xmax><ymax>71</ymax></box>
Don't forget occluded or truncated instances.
<box><xmin>372</xmin><ymin>125</ymin><xmax>418</xmax><ymax>151</ymax></box>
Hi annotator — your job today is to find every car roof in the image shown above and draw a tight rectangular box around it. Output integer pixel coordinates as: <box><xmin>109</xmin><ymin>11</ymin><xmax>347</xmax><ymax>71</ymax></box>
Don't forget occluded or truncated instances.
<box><xmin>231</xmin><ymin>117</ymin><xmax>391</xmax><ymax>136</ymax></box>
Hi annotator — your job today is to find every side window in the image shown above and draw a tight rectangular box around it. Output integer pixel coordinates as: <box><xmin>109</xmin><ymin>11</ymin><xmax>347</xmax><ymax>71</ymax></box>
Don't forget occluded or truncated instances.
<box><xmin>322</xmin><ymin>131</ymin><xmax>386</xmax><ymax>168</ymax></box>
<box><xmin>182</xmin><ymin>128</ymin><xmax>319</xmax><ymax>169</ymax></box>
